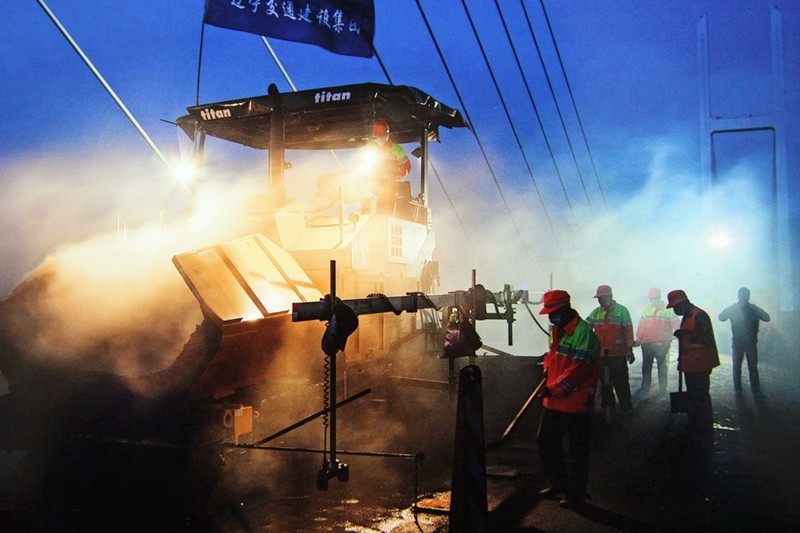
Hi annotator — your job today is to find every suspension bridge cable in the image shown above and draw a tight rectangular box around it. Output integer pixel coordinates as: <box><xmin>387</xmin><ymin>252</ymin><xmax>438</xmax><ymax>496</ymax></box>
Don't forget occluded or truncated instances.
<box><xmin>196</xmin><ymin>23</ymin><xmax>205</xmax><ymax>106</ymax></box>
<box><xmin>411</xmin><ymin>4</ymin><xmax>471</xmax><ymax>133</ymax></box>
<box><xmin>519</xmin><ymin>0</ymin><xmax>597</xmax><ymax>220</ymax></box>
<box><xmin>36</xmin><ymin>0</ymin><xmax>181</xmax><ymax>185</ymax></box>
<box><xmin>413</xmin><ymin>0</ymin><xmax>542</xmax><ymax>263</ymax></box>
<box><xmin>458</xmin><ymin>0</ymin><xmax>562</xmax><ymax>251</ymax></box>
<box><xmin>540</xmin><ymin>0</ymin><xmax>608</xmax><ymax>213</ymax></box>
<box><xmin>493</xmin><ymin>0</ymin><xmax>575</xmax><ymax>222</ymax></box>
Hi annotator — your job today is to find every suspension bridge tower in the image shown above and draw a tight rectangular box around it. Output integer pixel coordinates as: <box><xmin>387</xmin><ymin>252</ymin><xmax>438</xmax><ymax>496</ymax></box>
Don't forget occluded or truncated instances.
<box><xmin>698</xmin><ymin>5</ymin><xmax>793</xmax><ymax>313</ymax></box>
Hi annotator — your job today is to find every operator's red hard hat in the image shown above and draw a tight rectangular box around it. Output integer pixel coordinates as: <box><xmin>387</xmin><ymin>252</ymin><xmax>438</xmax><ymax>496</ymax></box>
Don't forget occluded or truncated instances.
<box><xmin>647</xmin><ymin>287</ymin><xmax>661</xmax><ymax>299</ymax></box>
<box><xmin>539</xmin><ymin>290</ymin><xmax>571</xmax><ymax>314</ymax></box>
<box><xmin>594</xmin><ymin>284</ymin><xmax>613</xmax><ymax>298</ymax></box>
<box><xmin>373</xmin><ymin>118</ymin><xmax>390</xmax><ymax>137</ymax></box>
<box><xmin>666</xmin><ymin>289</ymin><xmax>688</xmax><ymax>309</ymax></box>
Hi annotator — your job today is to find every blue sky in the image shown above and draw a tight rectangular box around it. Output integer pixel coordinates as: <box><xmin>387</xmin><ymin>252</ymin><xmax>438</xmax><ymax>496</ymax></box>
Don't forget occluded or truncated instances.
<box><xmin>2</xmin><ymin>1</ymin><xmax>798</xmax><ymax>330</ymax></box>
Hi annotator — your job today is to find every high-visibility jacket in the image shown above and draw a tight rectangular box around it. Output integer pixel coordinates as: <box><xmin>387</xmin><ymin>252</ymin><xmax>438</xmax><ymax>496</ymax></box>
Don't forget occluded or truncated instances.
<box><xmin>543</xmin><ymin>314</ymin><xmax>600</xmax><ymax>414</ymax></box>
<box><xmin>379</xmin><ymin>142</ymin><xmax>411</xmax><ymax>179</ymax></box>
<box><xmin>586</xmin><ymin>301</ymin><xmax>634</xmax><ymax>357</ymax></box>
<box><xmin>636</xmin><ymin>302</ymin><xmax>675</xmax><ymax>345</ymax></box>
<box><xmin>677</xmin><ymin>306</ymin><xmax>720</xmax><ymax>373</ymax></box>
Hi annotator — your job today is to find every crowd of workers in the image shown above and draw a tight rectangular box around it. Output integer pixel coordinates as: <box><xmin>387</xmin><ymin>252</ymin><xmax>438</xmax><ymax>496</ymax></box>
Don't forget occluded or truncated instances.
<box><xmin>534</xmin><ymin>284</ymin><xmax>771</xmax><ymax>510</ymax></box>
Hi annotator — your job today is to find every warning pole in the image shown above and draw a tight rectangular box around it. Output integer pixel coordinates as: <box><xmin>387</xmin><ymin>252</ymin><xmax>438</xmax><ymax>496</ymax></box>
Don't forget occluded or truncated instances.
<box><xmin>449</xmin><ymin>365</ymin><xmax>488</xmax><ymax>532</ymax></box>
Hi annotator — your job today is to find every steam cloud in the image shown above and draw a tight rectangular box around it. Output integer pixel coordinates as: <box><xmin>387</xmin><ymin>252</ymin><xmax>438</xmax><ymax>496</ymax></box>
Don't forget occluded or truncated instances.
<box><xmin>0</xmin><ymin>145</ymin><xmax>279</xmax><ymax>382</ymax></box>
<box><xmin>0</xmin><ymin>134</ymin><xmax>781</xmax><ymax>380</ymax></box>
<box><xmin>430</xmin><ymin>138</ymin><xmax>778</xmax><ymax>354</ymax></box>
<box><xmin>0</xmin><ymin>137</ymin><xmax>781</xmax><ymax>406</ymax></box>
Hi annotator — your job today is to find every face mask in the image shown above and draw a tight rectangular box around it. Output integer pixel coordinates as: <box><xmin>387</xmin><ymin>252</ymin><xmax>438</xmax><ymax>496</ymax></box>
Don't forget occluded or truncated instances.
<box><xmin>549</xmin><ymin>311</ymin><xmax>565</xmax><ymax>326</ymax></box>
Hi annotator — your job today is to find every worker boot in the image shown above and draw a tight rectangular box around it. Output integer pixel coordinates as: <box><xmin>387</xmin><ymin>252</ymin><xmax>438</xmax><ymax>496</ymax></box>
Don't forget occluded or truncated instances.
<box><xmin>559</xmin><ymin>491</ymin><xmax>590</xmax><ymax>510</ymax></box>
<box><xmin>537</xmin><ymin>485</ymin><xmax>566</xmax><ymax>499</ymax></box>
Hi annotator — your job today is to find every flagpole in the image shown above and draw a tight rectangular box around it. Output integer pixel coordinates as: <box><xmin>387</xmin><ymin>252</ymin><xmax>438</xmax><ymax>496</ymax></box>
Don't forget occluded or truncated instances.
<box><xmin>196</xmin><ymin>22</ymin><xmax>206</xmax><ymax>106</ymax></box>
<box><xmin>373</xmin><ymin>49</ymin><xmax>393</xmax><ymax>85</ymax></box>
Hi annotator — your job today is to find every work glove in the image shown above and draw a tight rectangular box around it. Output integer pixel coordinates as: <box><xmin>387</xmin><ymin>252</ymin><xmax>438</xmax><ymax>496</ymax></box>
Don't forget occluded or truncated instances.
<box><xmin>626</xmin><ymin>350</ymin><xmax>635</xmax><ymax>364</ymax></box>
<box><xmin>537</xmin><ymin>386</ymin><xmax>552</xmax><ymax>399</ymax></box>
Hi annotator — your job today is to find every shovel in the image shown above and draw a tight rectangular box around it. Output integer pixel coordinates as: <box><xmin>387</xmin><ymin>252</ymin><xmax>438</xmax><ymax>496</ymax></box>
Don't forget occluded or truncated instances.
<box><xmin>486</xmin><ymin>377</ymin><xmax>547</xmax><ymax>449</ymax></box>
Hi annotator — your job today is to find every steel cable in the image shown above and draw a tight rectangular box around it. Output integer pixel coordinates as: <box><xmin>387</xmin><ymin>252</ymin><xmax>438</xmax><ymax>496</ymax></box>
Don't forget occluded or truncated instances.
<box><xmin>539</xmin><ymin>0</ymin><xmax>609</xmax><ymax>213</ymax></box>
<box><xmin>493</xmin><ymin>0</ymin><xmax>575</xmax><ymax>223</ymax></box>
<box><xmin>414</xmin><ymin>0</ymin><xmax>545</xmax><ymax>263</ymax></box>
<box><xmin>519</xmin><ymin>0</ymin><xmax>597</xmax><ymax>219</ymax></box>
<box><xmin>458</xmin><ymin>0</ymin><xmax>563</xmax><ymax>253</ymax></box>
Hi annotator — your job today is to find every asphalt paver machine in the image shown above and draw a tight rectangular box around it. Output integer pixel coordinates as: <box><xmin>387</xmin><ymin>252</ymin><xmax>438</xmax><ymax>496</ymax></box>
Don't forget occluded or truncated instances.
<box><xmin>172</xmin><ymin>82</ymin><xmax>476</xmax><ymax>398</ymax></box>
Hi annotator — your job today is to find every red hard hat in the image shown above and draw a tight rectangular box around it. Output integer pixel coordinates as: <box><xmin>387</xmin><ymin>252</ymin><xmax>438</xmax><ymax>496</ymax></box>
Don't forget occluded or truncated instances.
<box><xmin>594</xmin><ymin>285</ymin><xmax>613</xmax><ymax>298</ymax></box>
<box><xmin>666</xmin><ymin>290</ymin><xmax>687</xmax><ymax>309</ymax></box>
<box><xmin>539</xmin><ymin>290</ymin><xmax>571</xmax><ymax>314</ymax></box>
<box><xmin>373</xmin><ymin>118</ymin><xmax>390</xmax><ymax>138</ymax></box>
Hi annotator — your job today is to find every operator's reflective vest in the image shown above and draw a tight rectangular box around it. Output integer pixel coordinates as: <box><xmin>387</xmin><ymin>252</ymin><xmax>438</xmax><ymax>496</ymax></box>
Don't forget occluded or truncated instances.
<box><xmin>636</xmin><ymin>302</ymin><xmax>675</xmax><ymax>345</ymax></box>
<box><xmin>379</xmin><ymin>142</ymin><xmax>410</xmax><ymax>179</ymax></box>
<box><xmin>543</xmin><ymin>314</ymin><xmax>600</xmax><ymax>414</ymax></box>
<box><xmin>677</xmin><ymin>306</ymin><xmax>720</xmax><ymax>373</ymax></box>
<box><xmin>586</xmin><ymin>301</ymin><xmax>634</xmax><ymax>357</ymax></box>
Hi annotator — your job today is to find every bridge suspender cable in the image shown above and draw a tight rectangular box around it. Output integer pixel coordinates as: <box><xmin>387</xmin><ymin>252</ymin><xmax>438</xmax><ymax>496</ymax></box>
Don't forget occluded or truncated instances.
<box><xmin>458</xmin><ymin>0</ymin><xmax>563</xmax><ymax>254</ymax></box>
<box><xmin>196</xmin><ymin>23</ymin><xmax>205</xmax><ymax>105</ymax></box>
<box><xmin>519</xmin><ymin>0</ymin><xmax>596</xmax><ymax>220</ymax></box>
<box><xmin>372</xmin><ymin>49</ymin><xmax>394</xmax><ymax>86</ymax></box>
<box><xmin>414</xmin><ymin>0</ymin><xmax>553</xmax><ymax>261</ymax></box>
<box><xmin>540</xmin><ymin>0</ymin><xmax>609</xmax><ymax>214</ymax></box>
<box><xmin>493</xmin><ymin>0</ymin><xmax>576</xmax><ymax>223</ymax></box>
<box><xmin>261</xmin><ymin>37</ymin><xmax>298</xmax><ymax>92</ymax></box>
<box><xmin>35</xmin><ymin>0</ymin><xmax>184</xmax><ymax>191</ymax></box>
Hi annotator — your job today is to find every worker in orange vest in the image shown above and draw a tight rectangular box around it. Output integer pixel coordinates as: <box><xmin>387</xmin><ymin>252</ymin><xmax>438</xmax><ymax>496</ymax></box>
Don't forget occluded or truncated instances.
<box><xmin>667</xmin><ymin>289</ymin><xmax>720</xmax><ymax>448</ymax></box>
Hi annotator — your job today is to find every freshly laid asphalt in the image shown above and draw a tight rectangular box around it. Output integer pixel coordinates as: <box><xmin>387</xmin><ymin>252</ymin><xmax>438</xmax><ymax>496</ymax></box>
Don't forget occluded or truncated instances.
<box><xmin>2</xmin><ymin>344</ymin><xmax>799</xmax><ymax>532</ymax></box>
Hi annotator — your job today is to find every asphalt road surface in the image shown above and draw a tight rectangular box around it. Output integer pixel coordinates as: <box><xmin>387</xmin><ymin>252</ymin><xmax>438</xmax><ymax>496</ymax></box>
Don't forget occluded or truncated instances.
<box><xmin>2</xmin><ymin>345</ymin><xmax>799</xmax><ymax>532</ymax></box>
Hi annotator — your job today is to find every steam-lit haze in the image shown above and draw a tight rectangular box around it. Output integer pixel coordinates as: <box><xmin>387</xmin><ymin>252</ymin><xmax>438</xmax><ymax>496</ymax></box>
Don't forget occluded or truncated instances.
<box><xmin>431</xmin><ymin>136</ymin><xmax>778</xmax><ymax>354</ymax></box>
<box><xmin>0</xmin><ymin>147</ymin><xmax>297</xmax><ymax>380</ymax></box>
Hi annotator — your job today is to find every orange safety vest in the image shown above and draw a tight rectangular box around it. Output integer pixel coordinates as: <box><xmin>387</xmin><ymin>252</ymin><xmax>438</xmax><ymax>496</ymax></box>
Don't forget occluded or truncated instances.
<box><xmin>677</xmin><ymin>307</ymin><xmax>720</xmax><ymax>373</ymax></box>
<box><xmin>586</xmin><ymin>302</ymin><xmax>634</xmax><ymax>357</ymax></box>
<box><xmin>636</xmin><ymin>303</ymin><xmax>674</xmax><ymax>344</ymax></box>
